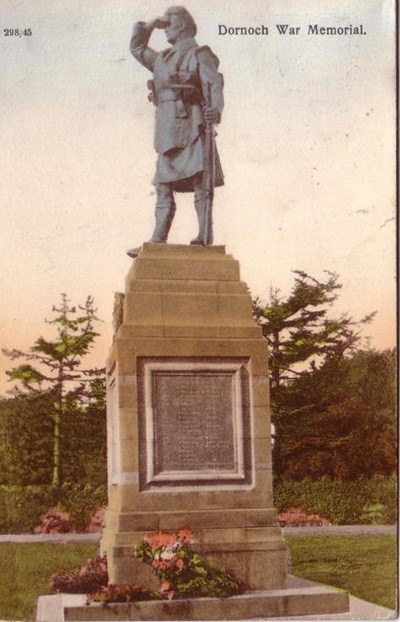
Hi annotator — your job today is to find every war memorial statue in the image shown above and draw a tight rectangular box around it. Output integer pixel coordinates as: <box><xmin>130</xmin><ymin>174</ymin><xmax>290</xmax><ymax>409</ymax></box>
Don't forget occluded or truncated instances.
<box><xmin>35</xmin><ymin>7</ymin><xmax>352</xmax><ymax>619</ymax></box>
<box><xmin>127</xmin><ymin>6</ymin><xmax>224</xmax><ymax>258</ymax></box>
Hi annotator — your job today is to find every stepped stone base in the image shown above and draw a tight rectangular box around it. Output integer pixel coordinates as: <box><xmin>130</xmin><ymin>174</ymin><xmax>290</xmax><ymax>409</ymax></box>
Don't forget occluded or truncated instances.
<box><xmin>36</xmin><ymin>580</ymin><xmax>349</xmax><ymax>621</ymax></box>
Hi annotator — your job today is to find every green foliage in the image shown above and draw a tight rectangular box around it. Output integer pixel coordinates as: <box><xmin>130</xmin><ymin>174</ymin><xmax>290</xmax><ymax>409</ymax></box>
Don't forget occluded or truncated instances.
<box><xmin>135</xmin><ymin>529</ymin><xmax>241</xmax><ymax>599</ymax></box>
<box><xmin>1</xmin><ymin>294</ymin><xmax>106</xmax><ymax>488</ymax></box>
<box><xmin>286</xmin><ymin>536</ymin><xmax>397</xmax><ymax>610</ymax></box>
<box><xmin>346</xmin><ymin>348</ymin><xmax>396</xmax><ymax>411</ymax></box>
<box><xmin>0</xmin><ymin>394</ymin><xmax>55</xmax><ymax>485</ymax></box>
<box><xmin>58</xmin><ymin>483</ymin><xmax>107</xmax><ymax>531</ymax></box>
<box><xmin>273</xmin><ymin>350</ymin><xmax>396</xmax><ymax>480</ymax></box>
<box><xmin>253</xmin><ymin>271</ymin><xmax>375</xmax><ymax>388</ymax></box>
<box><xmin>170</xmin><ymin>570</ymin><xmax>240</xmax><ymax>599</ymax></box>
<box><xmin>359</xmin><ymin>504</ymin><xmax>386</xmax><ymax>525</ymax></box>
<box><xmin>254</xmin><ymin>271</ymin><xmax>395</xmax><ymax>481</ymax></box>
<box><xmin>0</xmin><ymin>485</ymin><xmax>58</xmax><ymax>533</ymax></box>
<box><xmin>0</xmin><ymin>394</ymin><xmax>107</xmax><ymax>488</ymax></box>
<box><xmin>57</xmin><ymin>401</ymin><xmax>107</xmax><ymax>486</ymax></box>
<box><xmin>286</xmin><ymin>348</ymin><xmax>396</xmax><ymax>418</ymax></box>
<box><xmin>274</xmin><ymin>476</ymin><xmax>397</xmax><ymax>525</ymax></box>
<box><xmin>0</xmin><ymin>484</ymin><xmax>107</xmax><ymax>533</ymax></box>
<box><xmin>276</xmin><ymin>402</ymin><xmax>396</xmax><ymax>480</ymax></box>
<box><xmin>3</xmin><ymin>294</ymin><xmax>103</xmax><ymax>392</ymax></box>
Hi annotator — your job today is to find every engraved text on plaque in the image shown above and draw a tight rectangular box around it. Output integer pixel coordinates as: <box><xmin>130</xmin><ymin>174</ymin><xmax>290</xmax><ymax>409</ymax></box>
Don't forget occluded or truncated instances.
<box><xmin>138</xmin><ymin>358</ymin><xmax>252</xmax><ymax>489</ymax></box>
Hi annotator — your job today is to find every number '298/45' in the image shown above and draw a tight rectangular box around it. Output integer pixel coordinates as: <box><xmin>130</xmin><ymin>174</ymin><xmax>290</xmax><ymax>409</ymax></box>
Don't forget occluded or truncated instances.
<box><xmin>4</xmin><ymin>29</ymin><xmax>32</xmax><ymax>36</ymax></box>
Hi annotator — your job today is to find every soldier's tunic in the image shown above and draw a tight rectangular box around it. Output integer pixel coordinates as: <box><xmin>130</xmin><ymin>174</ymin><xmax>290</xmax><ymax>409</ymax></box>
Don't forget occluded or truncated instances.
<box><xmin>130</xmin><ymin>23</ymin><xmax>224</xmax><ymax>192</ymax></box>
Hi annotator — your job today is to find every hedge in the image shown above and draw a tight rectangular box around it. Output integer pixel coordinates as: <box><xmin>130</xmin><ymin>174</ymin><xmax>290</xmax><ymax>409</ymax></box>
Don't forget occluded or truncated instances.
<box><xmin>0</xmin><ymin>484</ymin><xmax>107</xmax><ymax>533</ymax></box>
<box><xmin>0</xmin><ymin>477</ymin><xmax>396</xmax><ymax>532</ymax></box>
<box><xmin>274</xmin><ymin>476</ymin><xmax>397</xmax><ymax>524</ymax></box>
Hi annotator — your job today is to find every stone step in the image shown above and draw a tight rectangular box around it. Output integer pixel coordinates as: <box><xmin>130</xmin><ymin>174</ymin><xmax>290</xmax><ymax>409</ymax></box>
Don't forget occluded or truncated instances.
<box><xmin>36</xmin><ymin>584</ymin><xmax>349</xmax><ymax>621</ymax></box>
<box><xmin>117</xmin><ymin>324</ymin><xmax>261</xmax><ymax>339</ymax></box>
<box><xmin>127</xmin><ymin>244</ymin><xmax>240</xmax><ymax>283</ymax></box>
<box><xmin>111</xmin><ymin>527</ymin><xmax>286</xmax><ymax>547</ymax></box>
<box><xmin>122</xmin><ymin>291</ymin><xmax>254</xmax><ymax>326</ymax></box>
<box><xmin>104</xmin><ymin>507</ymin><xmax>279</xmax><ymax>532</ymax></box>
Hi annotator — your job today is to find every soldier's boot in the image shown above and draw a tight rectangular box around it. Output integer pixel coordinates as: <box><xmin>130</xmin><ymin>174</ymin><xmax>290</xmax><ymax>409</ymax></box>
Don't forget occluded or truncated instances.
<box><xmin>190</xmin><ymin>183</ymin><xmax>213</xmax><ymax>245</ymax></box>
<box><xmin>149</xmin><ymin>205</ymin><xmax>176</xmax><ymax>243</ymax></box>
<box><xmin>127</xmin><ymin>207</ymin><xmax>175</xmax><ymax>258</ymax></box>
<box><xmin>127</xmin><ymin>184</ymin><xmax>175</xmax><ymax>258</ymax></box>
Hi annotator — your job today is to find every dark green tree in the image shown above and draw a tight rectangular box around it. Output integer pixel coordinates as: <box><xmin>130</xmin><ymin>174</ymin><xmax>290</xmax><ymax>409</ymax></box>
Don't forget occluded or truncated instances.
<box><xmin>252</xmin><ymin>271</ymin><xmax>397</xmax><ymax>480</ymax></box>
<box><xmin>0</xmin><ymin>393</ymin><xmax>54</xmax><ymax>485</ymax></box>
<box><xmin>253</xmin><ymin>270</ymin><xmax>375</xmax><ymax>390</ymax></box>
<box><xmin>2</xmin><ymin>294</ymin><xmax>106</xmax><ymax>486</ymax></box>
<box><xmin>279</xmin><ymin>386</ymin><xmax>397</xmax><ymax>480</ymax></box>
<box><xmin>275</xmin><ymin>350</ymin><xmax>396</xmax><ymax>479</ymax></box>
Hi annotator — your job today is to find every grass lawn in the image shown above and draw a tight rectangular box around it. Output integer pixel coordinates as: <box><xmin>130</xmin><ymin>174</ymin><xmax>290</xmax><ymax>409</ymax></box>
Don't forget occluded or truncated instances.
<box><xmin>285</xmin><ymin>535</ymin><xmax>398</xmax><ymax>611</ymax></box>
<box><xmin>0</xmin><ymin>537</ymin><xmax>397</xmax><ymax>620</ymax></box>
<box><xmin>0</xmin><ymin>543</ymin><xmax>97</xmax><ymax>621</ymax></box>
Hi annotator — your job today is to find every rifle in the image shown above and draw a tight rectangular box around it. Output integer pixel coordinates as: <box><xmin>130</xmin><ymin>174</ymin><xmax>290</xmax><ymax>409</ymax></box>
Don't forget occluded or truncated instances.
<box><xmin>203</xmin><ymin>82</ymin><xmax>215</xmax><ymax>245</ymax></box>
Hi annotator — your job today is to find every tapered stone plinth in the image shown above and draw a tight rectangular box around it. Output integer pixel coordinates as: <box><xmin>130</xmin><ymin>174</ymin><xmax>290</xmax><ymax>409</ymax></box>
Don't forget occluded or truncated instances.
<box><xmin>101</xmin><ymin>243</ymin><xmax>287</xmax><ymax>589</ymax></box>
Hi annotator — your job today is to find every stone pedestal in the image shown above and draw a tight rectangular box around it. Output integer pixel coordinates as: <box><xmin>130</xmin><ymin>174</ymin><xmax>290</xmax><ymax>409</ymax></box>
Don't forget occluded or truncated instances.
<box><xmin>101</xmin><ymin>243</ymin><xmax>287</xmax><ymax>589</ymax></box>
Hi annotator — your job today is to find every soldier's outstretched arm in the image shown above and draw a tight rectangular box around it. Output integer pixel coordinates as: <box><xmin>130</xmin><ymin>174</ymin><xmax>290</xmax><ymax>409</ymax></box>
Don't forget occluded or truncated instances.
<box><xmin>196</xmin><ymin>47</ymin><xmax>224</xmax><ymax>124</ymax></box>
<box><xmin>130</xmin><ymin>18</ymin><xmax>167</xmax><ymax>72</ymax></box>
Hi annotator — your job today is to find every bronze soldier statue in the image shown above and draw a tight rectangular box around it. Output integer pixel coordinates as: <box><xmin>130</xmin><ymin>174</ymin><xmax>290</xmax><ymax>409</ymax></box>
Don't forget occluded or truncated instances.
<box><xmin>127</xmin><ymin>6</ymin><xmax>224</xmax><ymax>258</ymax></box>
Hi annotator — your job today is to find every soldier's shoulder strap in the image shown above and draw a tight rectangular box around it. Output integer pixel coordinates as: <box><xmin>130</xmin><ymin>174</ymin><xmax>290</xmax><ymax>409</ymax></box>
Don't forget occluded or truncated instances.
<box><xmin>160</xmin><ymin>46</ymin><xmax>174</xmax><ymax>59</ymax></box>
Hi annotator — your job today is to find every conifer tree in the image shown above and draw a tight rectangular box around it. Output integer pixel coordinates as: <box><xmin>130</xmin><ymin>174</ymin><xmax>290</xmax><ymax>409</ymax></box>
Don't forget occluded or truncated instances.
<box><xmin>253</xmin><ymin>270</ymin><xmax>375</xmax><ymax>389</ymax></box>
<box><xmin>252</xmin><ymin>271</ymin><xmax>384</xmax><ymax>480</ymax></box>
<box><xmin>2</xmin><ymin>294</ymin><xmax>105</xmax><ymax>486</ymax></box>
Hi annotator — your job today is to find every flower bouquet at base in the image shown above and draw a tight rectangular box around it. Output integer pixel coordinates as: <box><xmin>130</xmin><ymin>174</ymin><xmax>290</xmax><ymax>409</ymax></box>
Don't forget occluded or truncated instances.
<box><xmin>134</xmin><ymin>527</ymin><xmax>241</xmax><ymax>600</ymax></box>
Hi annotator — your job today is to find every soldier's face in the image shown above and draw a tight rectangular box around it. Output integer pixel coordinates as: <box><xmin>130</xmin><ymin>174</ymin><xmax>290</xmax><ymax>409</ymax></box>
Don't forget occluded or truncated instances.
<box><xmin>164</xmin><ymin>14</ymin><xmax>185</xmax><ymax>44</ymax></box>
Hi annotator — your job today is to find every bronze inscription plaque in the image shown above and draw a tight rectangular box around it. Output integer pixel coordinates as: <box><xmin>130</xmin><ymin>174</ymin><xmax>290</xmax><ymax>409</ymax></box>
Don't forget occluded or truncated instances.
<box><xmin>138</xmin><ymin>358</ymin><xmax>252</xmax><ymax>489</ymax></box>
<box><xmin>153</xmin><ymin>372</ymin><xmax>235</xmax><ymax>473</ymax></box>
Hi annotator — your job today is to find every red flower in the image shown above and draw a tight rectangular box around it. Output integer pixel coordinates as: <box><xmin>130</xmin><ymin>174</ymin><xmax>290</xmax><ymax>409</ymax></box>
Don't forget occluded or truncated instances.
<box><xmin>146</xmin><ymin>531</ymin><xmax>177</xmax><ymax>550</ymax></box>
<box><xmin>178</xmin><ymin>527</ymin><xmax>192</xmax><ymax>542</ymax></box>
<box><xmin>161</xmin><ymin>580</ymin><xmax>170</xmax><ymax>593</ymax></box>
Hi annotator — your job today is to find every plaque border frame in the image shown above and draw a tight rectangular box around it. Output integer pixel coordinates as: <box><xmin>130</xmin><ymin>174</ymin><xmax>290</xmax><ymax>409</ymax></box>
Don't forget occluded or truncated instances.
<box><xmin>138</xmin><ymin>357</ymin><xmax>253</xmax><ymax>491</ymax></box>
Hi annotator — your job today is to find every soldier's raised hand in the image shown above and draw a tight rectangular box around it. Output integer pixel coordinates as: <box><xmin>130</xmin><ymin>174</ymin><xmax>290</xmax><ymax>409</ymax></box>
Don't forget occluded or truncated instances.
<box><xmin>146</xmin><ymin>17</ymin><xmax>169</xmax><ymax>30</ymax></box>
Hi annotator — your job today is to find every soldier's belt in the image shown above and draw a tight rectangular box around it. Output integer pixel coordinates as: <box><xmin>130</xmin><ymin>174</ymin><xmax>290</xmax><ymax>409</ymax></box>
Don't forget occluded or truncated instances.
<box><xmin>158</xmin><ymin>85</ymin><xmax>197</xmax><ymax>104</ymax></box>
<box><xmin>158</xmin><ymin>88</ymin><xmax>179</xmax><ymax>103</ymax></box>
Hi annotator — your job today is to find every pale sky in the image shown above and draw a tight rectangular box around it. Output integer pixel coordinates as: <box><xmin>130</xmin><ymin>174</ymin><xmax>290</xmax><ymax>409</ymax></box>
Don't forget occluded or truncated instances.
<box><xmin>0</xmin><ymin>0</ymin><xmax>396</xmax><ymax>395</ymax></box>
